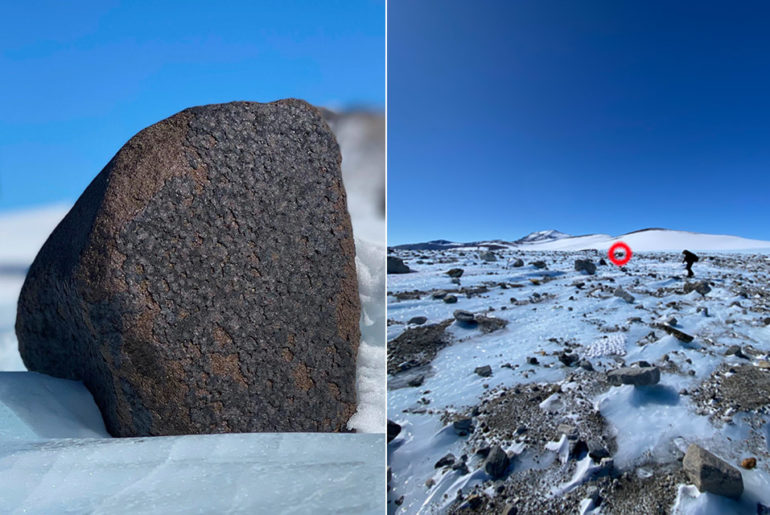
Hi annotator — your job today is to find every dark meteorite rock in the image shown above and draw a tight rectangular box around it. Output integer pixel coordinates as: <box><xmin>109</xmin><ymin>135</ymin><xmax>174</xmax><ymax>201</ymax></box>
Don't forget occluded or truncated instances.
<box><xmin>16</xmin><ymin>99</ymin><xmax>360</xmax><ymax>436</ymax></box>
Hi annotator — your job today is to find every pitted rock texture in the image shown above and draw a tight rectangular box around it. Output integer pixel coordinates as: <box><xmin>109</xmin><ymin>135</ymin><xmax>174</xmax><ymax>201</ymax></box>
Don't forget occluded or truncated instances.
<box><xmin>16</xmin><ymin>99</ymin><xmax>360</xmax><ymax>436</ymax></box>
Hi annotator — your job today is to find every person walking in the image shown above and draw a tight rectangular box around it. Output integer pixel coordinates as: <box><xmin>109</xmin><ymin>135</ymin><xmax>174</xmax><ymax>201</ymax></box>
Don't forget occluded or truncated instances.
<box><xmin>682</xmin><ymin>250</ymin><xmax>699</xmax><ymax>277</ymax></box>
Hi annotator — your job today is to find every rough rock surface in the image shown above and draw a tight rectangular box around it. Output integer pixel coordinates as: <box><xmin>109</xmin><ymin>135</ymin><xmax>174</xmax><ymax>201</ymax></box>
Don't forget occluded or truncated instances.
<box><xmin>574</xmin><ymin>259</ymin><xmax>596</xmax><ymax>275</ymax></box>
<box><xmin>388</xmin><ymin>255</ymin><xmax>411</xmax><ymax>274</ymax></box>
<box><xmin>683</xmin><ymin>444</ymin><xmax>744</xmax><ymax>498</ymax></box>
<box><xmin>16</xmin><ymin>100</ymin><xmax>360</xmax><ymax>436</ymax></box>
<box><xmin>607</xmin><ymin>366</ymin><xmax>661</xmax><ymax>386</ymax></box>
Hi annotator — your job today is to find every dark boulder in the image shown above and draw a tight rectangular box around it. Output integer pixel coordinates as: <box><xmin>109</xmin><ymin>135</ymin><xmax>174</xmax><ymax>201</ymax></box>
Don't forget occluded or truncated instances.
<box><xmin>387</xmin><ymin>420</ymin><xmax>402</xmax><ymax>443</ymax></box>
<box><xmin>16</xmin><ymin>100</ymin><xmax>360</xmax><ymax>436</ymax></box>
<box><xmin>387</xmin><ymin>255</ymin><xmax>412</xmax><ymax>274</ymax></box>
<box><xmin>484</xmin><ymin>445</ymin><xmax>510</xmax><ymax>478</ymax></box>
<box><xmin>446</xmin><ymin>268</ymin><xmax>464</xmax><ymax>278</ymax></box>
<box><xmin>574</xmin><ymin>259</ymin><xmax>596</xmax><ymax>275</ymax></box>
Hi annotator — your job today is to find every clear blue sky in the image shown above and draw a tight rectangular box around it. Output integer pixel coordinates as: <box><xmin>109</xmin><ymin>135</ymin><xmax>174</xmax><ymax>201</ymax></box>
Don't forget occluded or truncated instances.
<box><xmin>0</xmin><ymin>0</ymin><xmax>384</xmax><ymax>212</ymax></box>
<box><xmin>388</xmin><ymin>1</ymin><xmax>770</xmax><ymax>245</ymax></box>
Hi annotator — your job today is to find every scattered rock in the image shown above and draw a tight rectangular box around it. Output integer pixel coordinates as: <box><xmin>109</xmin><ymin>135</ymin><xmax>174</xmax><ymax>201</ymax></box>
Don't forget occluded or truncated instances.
<box><xmin>588</xmin><ymin>439</ymin><xmax>610</xmax><ymax>461</ymax></box>
<box><xmin>16</xmin><ymin>100</ymin><xmax>360</xmax><ymax>436</ymax></box>
<box><xmin>512</xmin><ymin>258</ymin><xmax>524</xmax><ymax>267</ymax></box>
<box><xmin>432</xmin><ymin>290</ymin><xmax>448</xmax><ymax>299</ymax></box>
<box><xmin>575</xmin><ymin>259</ymin><xmax>597</xmax><ymax>275</ymax></box>
<box><xmin>683</xmin><ymin>280</ymin><xmax>712</xmax><ymax>295</ymax></box>
<box><xmin>659</xmin><ymin>324</ymin><xmax>694</xmax><ymax>343</ymax></box>
<box><xmin>614</xmin><ymin>286</ymin><xmax>635</xmax><ymax>303</ymax></box>
<box><xmin>599</xmin><ymin>258</ymin><xmax>607</xmax><ymax>266</ymax></box>
<box><xmin>532</xmin><ymin>261</ymin><xmax>547</xmax><ymax>269</ymax></box>
<box><xmin>435</xmin><ymin>453</ymin><xmax>456</xmax><ymax>468</ymax></box>
<box><xmin>484</xmin><ymin>445</ymin><xmax>510</xmax><ymax>478</ymax></box>
<box><xmin>475</xmin><ymin>365</ymin><xmax>493</xmax><ymax>377</ymax></box>
<box><xmin>558</xmin><ymin>352</ymin><xmax>579</xmax><ymax>367</ymax></box>
<box><xmin>408</xmin><ymin>375</ymin><xmax>425</xmax><ymax>388</ymax></box>
<box><xmin>387</xmin><ymin>419</ymin><xmax>402</xmax><ymax>443</ymax></box>
<box><xmin>481</xmin><ymin>251</ymin><xmax>497</xmax><ymax>262</ymax></box>
<box><xmin>741</xmin><ymin>457</ymin><xmax>757</xmax><ymax>469</ymax></box>
<box><xmin>453</xmin><ymin>418</ymin><xmax>474</xmax><ymax>436</ymax></box>
<box><xmin>388</xmin><ymin>255</ymin><xmax>412</xmax><ymax>274</ymax></box>
<box><xmin>683</xmin><ymin>444</ymin><xmax>743</xmax><ymax>498</ymax></box>
<box><xmin>387</xmin><ymin>320</ymin><xmax>453</xmax><ymax>375</ymax></box>
<box><xmin>607</xmin><ymin>366</ymin><xmax>661</xmax><ymax>386</ymax></box>
<box><xmin>447</xmin><ymin>268</ymin><xmax>464</xmax><ymax>278</ymax></box>
<box><xmin>454</xmin><ymin>310</ymin><xmax>477</xmax><ymax>325</ymax></box>
<box><xmin>475</xmin><ymin>315</ymin><xmax>509</xmax><ymax>333</ymax></box>
<box><xmin>444</xmin><ymin>295</ymin><xmax>458</xmax><ymax>304</ymax></box>
<box><xmin>408</xmin><ymin>316</ymin><xmax>428</xmax><ymax>325</ymax></box>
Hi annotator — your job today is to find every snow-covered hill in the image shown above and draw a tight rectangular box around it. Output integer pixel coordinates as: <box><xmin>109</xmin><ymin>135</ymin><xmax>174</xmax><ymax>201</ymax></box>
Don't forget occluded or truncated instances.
<box><xmin>519</xmin><ymin>229</ymin><xmax>770</xmax><ymax>252</ymax></box>
<box><xmin>515</xmin><ymin>229</ymin><xmax>571</xmax><ymax>245</ymax></box>
<box><xmin>396</xmin><ymin>228</ymin><xmax>770</xmax><ymax>254</ymax></box>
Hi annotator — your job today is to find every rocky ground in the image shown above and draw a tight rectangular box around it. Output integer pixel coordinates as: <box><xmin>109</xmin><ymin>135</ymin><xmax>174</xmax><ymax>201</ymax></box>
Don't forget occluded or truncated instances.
<box><xmin>387</xmin><ymin>248</ymin><xmax>770</xmax><ymax>514</ymax></box>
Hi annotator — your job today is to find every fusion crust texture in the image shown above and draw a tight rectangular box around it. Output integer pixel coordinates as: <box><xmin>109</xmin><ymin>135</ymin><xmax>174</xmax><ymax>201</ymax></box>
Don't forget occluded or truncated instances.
<box><xmin>16</xmin><ymin>99</ymin><xmax>361</xmax><ymax>437</ymax></box>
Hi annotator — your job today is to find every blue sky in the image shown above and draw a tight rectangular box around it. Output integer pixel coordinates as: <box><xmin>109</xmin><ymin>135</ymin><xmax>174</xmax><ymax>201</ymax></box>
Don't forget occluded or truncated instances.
<box><xmin>0</xmin><ymin>0</ymin><xmax>384</xmax><ymax>212</ymax></box>
<box><xmin>388</xmin><ymin>1</ymin><xmax>770</xmax><ymax>245</ymax></box>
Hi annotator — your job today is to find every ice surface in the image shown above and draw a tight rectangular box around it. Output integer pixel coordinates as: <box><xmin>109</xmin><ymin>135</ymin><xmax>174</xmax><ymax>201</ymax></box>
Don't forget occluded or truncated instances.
<box><xmin>0</xmin><ymin>431</ymin><xmax>384</xmax><ymax>514</ymax></box>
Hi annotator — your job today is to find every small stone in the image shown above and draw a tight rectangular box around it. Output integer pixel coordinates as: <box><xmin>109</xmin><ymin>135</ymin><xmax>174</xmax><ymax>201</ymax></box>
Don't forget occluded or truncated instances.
<box><xmin>579</xmin><ymin>359</ymin><xmax>594</xmax><ymax>371</ymax></box>
<box><xmin>443</xmin><ymin>295</ymin><xmax>458</xmax><ymax>304</ymax></box>
<box><xmin>683</xmin><ymin>444</ymin><xmax>743</xmax><ymax>498</ymax></box>
<box><xmin>434</xmin><ymin>453</ymin><xmax>456</xmax><ymax>468</ymax></box>
<box><xmin>475</xmin><ymin>365</ymin><xmax>493</xmax><ymax>377</ymax></box>
<box><xmin>425</xmin><ymin>478</ymin><xmax>435</xmax><ymax>488</ymax></box>
<box><xmin>512</xmin><ymin>258</ymin><xmax>524</xmax><ymax>267</ymax></box>
<box><xmin>408</xmin><ymin>375</ymin><xmax>425</xmax><ymax>388</ymax></box>
<box><xmin>446</xmin><ymin>268</ymin><xmax>464</xmax><ymax>278</ymax></box>
<box><xmin>558</xmin><ymin>352</ymin><xmax>579</xmax><ymax>367</ymax></box>
<box><xmin>387</xmin><ymin>419</ymin><xmax>402</xmax><ymax>443</ymax></box>
<box><xmin>607</xmin><ymin>366</ymin><xmax>661</xmax><ymax>386</ymax></box>
<box><xmin>527</xmin><ymin>357</ymin><xmax>539</xmax><ymax>365</ymax></box>
<box><xmin>741</xmin><ymin>457</ymin><xmax>757</xmax><ymax>469</ymax></box>
<box><xmin>408</xmin><ymin>316</ymin><xmax>428</xmax><ymax>325</ymax></box>
<box><xmin>453</xmin><ymin>310</ymin><xmax>477</xmax><ymax>324</ymax></box>
<box><xmin>432</xmin><ymin>290</ymin><xmax>448</xmax><ymax>299</ymax></box>
<box><xmin>475</xmin><ymin>315</ymin><xmax>508</xmax><ymax>333</ymax></box>
<box><xmin>614</xmin><ymin>286</ymin><xmax>635</xmax><ymax>303</ymax></box>
<box><xmin>659</xmin><ymin>324</ymin><xmax>694</xmax><ymax>343</ymax></box>
<box><xmin>588</xmin><ymin>439</ymin><xmax>610</xmax><ymax>461</ymax></box>
<box><xmin>574</xmin><ymin>259</ymin><xmax>597</xmax><ymax>275</ymax></box>
<box><xmin>532</xmin><ymin>260</ymin><xmax>547</xmax><ymax>269</ymax></box>
<box><xmin>484</xmin><ymin>445</ymin><xmax>510</xmax><ymax>478</ymax></box>
<box><xmin>453</xmin><ymin>418</ymin><xmax>473</xmax><ymax>436</ymax></box>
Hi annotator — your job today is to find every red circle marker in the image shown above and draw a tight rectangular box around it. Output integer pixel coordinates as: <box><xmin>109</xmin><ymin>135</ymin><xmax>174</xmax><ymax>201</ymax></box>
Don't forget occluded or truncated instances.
<box><xmin>608</xmin><ymin>242</ymin><xmax>632</xmax><ymax>266</ymax></box>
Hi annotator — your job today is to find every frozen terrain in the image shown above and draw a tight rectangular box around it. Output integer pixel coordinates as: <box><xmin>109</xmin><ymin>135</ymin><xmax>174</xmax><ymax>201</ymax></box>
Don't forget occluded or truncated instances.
<box><xmin>387</xmin><ymin>232</ymin><xmax>770</xmax><ymax>514</ymax></box>
<box><xmin>0</xmin><ymin>108</ymin><xmax>386</xmax><ymax>512</ymax></box>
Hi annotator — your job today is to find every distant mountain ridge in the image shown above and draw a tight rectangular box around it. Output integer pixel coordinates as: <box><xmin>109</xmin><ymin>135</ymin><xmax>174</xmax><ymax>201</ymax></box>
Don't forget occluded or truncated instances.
<box><xmin>393</xmin><ymin>228</ymin><xmax>770</xmax><ymax>252</ymax></box>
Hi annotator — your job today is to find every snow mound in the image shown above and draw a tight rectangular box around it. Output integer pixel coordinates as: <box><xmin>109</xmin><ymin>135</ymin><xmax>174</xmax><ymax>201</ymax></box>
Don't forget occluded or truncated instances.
<box><xmin>584</xmin><ymin>334</ymin><xmax>627</xmax><ymax>357</ymax></box>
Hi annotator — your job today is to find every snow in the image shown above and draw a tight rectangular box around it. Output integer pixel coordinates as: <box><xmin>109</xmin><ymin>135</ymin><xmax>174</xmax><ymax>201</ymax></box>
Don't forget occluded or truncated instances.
<box><xmin>518</xmin><ymin>229</ymin><xmax>770</xmax><ymax>252</ymax></box>
<box><xmin>388</xmin><ymin>244</ymin><xmax>770</xmax><ymax>512</ymax></box>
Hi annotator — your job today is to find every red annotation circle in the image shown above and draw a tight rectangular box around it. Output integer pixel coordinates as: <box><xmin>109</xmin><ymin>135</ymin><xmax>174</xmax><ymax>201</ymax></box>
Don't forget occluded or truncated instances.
<box><xmin>608</xmin><ymin>242</ymin><xmax>632</xmax><ymax>266</ymax></box>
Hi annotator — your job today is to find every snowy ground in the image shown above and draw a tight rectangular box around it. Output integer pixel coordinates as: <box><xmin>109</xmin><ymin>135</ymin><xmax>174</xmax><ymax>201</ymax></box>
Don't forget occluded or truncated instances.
<box><xmin>0</xmin><ymin>109</ymin><xmax>386</xmax><ymax>512</ymax></box>
<box><xmin>387</xmin><ymin>244</ymin><xmax>770</xmax><ymax>514</ymax></box>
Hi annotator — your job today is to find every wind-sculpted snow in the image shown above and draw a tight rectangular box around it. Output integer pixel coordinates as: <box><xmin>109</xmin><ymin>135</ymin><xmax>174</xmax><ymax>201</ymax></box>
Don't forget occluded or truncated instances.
<box><xmin>388</xmin><ymin>247</ymin><xmax>770</xmax><ymax>514</ymax></box>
